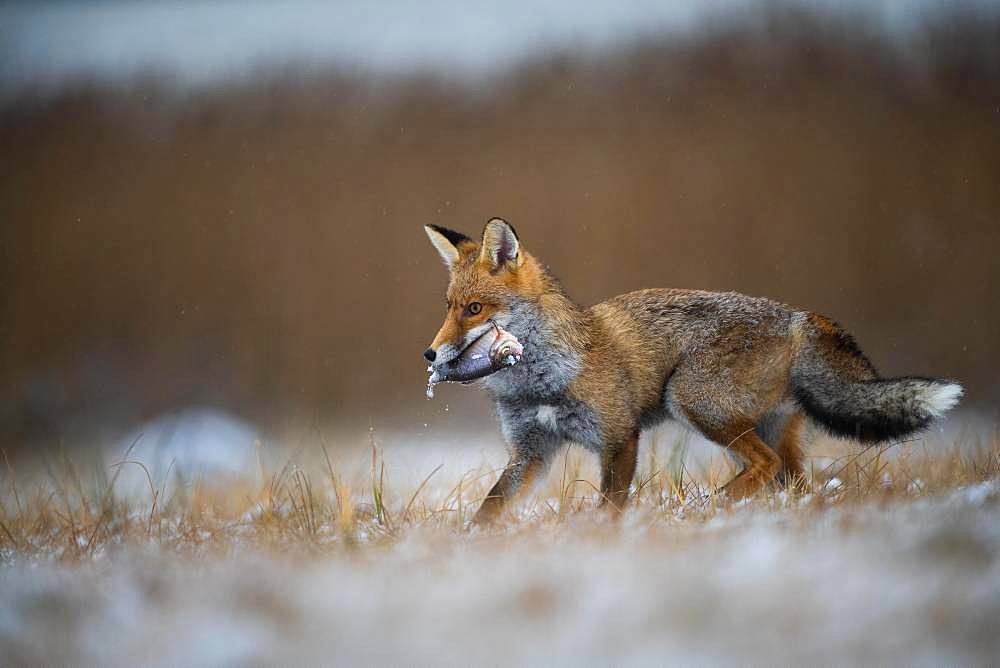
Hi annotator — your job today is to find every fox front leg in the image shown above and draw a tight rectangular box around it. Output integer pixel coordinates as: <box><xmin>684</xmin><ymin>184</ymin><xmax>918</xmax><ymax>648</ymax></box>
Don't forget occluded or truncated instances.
<box><xmin>473</xmin><ymin>452</ymin><xmax>546</xmax><ymax>525</ymax></box>
<box><xmin>599</xmin><ymin>433</ymin><xmax>639</xmax><ymax>512</ymax></box>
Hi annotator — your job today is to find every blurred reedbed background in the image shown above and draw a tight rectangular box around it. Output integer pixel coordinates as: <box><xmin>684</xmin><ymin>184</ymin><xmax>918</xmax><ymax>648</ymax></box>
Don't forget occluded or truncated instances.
<box><xmin>1</xmin><ymin>0</ymin><xmax>999</xmax><ymax>469</ymax></box>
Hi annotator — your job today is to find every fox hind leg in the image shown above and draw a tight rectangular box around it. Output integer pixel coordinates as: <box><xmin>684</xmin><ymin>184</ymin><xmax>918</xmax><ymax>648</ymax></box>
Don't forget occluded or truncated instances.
<box><xmin>694</xmin><ymin>419</ymin><xmax>781</xmax><ymax>500</ymax></box>
<box><xmin>756</xmin><ymin>409</ymin><xmax>807</xmax><ymax>487</ymax></box>
<box><xmin>774</xmin><ymin>412</ymin><xmax>806</xmax><ymax>487</ymax></box>
<box><xmin>671</xmin><ymin>385</ymin><xmax>781</xmax><ymax>499</ymax></box>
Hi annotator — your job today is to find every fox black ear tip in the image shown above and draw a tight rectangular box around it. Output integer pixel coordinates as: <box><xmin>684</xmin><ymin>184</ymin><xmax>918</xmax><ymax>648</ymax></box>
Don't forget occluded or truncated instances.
<box><xmin>426</xmin><ymin>224</ymin><xmax>472</xmax><ymax>247</ymax></box>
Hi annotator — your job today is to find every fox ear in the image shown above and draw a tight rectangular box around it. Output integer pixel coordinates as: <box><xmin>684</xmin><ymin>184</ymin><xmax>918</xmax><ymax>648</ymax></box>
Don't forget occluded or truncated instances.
<box><xmin>480</xmin><ymin>218</ymin><xmax>520</xmax><ymax>271</ymax></box>
<box><xmin>424</xmin><ymin>224</ymin><xmax>470</xmax><ymax>267</ymax></box>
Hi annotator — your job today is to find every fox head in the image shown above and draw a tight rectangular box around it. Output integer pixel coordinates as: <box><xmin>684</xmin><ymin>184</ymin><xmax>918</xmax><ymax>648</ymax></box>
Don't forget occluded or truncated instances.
<box><xmin>422</xmin><ymin>218</ymin><xmax>545</xmax><ymax>366</ymax></box>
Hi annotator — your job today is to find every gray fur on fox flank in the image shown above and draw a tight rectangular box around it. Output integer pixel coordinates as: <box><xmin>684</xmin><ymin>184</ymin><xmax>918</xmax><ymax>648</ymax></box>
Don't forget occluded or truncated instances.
<box><xmin>423</xmin><ymin>219</ymin><xmax>963</xmax><ymax>523</ymax></box>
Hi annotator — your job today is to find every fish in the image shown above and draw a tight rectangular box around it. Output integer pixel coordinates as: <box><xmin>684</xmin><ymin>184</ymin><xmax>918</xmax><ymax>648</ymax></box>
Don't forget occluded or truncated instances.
<box><xmin>427</xmin><ymin>321</ymin><xmax>523</xmax><ymax>397</ymax></box>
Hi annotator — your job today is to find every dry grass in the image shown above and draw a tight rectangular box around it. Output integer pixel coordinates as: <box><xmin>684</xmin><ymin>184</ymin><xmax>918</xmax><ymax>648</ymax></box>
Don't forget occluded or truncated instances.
<box><xmin>1</xmin><ymin>426</ymin><xmax>997</xmax><ymax>563</ymax></box>
<box><xmin>1</xmin><ymin>425</ymin><xmax>999</xmax><ymax>664</ymax></box>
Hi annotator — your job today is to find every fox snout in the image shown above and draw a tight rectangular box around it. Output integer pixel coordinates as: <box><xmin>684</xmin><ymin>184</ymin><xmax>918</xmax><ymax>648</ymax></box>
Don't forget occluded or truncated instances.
<box><xmin>426</xmin><ymin>318</ymin><xmax>498</xmax><ymax>368</ymax></box>
<box><xmin>424</xmin><ymin>338</ymin><xmax>462</xmax><ymax>366</ymax></box>
<box><xmin>426</xmin><ymin>318</ymin><xmax>467</xmax><ymax>366</ymax></box>
<box><xmin>424</xmin><ymin>335</ymin><xmax>458</xmax><ymax>367</ymax></box>
<box><xmin>424</xmin><ymin>331</ymin><xmax>450</xmax><ymax>365</ymax></box>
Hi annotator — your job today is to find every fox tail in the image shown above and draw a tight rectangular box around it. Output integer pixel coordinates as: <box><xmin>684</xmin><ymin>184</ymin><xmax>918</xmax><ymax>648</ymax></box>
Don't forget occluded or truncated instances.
<box><xmin>791</xmin><ymin>315</ymin><xmax>962</xmax><ymax>443</ymax></box>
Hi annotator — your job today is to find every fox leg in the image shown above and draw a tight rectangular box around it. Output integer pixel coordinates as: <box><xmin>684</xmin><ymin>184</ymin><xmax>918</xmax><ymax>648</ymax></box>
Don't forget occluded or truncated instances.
<box><xmin>697</xmin><ymin>421</ymin><xmax>781</xmax><ymax>500</ymax></box>
<box><xmin>756</xmin><ymin>409</ymin><xmax>807</xmax><ymax>486</ymax></box>
<box><xmin>599</xmin><ymin>433</ymin><xmax>639</xmax><ymax>512</ymax></box>
<box><xmin>473</xmin><ymin>452</ymin><xmax>546</xmax><ymax>525</ymax></box>
<box><xmin>774</xmin><ymin>412</ymin><xmax>806</xmax><ymax>486</ymax></box>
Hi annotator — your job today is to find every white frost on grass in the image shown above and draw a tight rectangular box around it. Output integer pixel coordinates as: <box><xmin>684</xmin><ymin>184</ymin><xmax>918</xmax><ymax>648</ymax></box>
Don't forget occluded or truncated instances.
<box><xmin>1</xmin><ymin>483</ymin><xmax>998</xmax><ymax>665</ymax></box>
<box><xmin>110</xmin><ymin>408</ymin><xmax>264</xmax><ymax>499</ymax></box>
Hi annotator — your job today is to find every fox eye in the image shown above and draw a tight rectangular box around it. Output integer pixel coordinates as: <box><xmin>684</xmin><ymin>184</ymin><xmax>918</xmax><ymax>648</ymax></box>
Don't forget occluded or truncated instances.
<box><xmin>467</xmin><ymin>302</ymin><xmax>483</xmax><ymax>315</ymax></box>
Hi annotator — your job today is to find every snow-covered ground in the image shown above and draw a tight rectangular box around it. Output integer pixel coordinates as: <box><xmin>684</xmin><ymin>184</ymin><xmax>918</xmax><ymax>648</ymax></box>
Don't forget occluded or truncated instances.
<box><xmin>1</xmin><ymin>479</ymin><xmax>997</xmax><ymax>665</ymax></box>
<box><xmin>2</xmin><ymin>409</ymin><xmax>997</xmax><ymax>664</ymax></box>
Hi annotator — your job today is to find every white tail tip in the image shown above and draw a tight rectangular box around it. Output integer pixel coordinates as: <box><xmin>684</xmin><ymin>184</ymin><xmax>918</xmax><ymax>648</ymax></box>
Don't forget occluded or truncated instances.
<box><xmin>922</xmin><ymin>382</ymin><xmax>964</xmax><ymax>418</ymax></box>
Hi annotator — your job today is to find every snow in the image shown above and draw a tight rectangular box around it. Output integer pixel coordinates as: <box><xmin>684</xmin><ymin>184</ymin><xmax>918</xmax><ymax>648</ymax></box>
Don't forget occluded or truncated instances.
<box><xmin>1</xmin><ymin>482</ymin><xmax>998</xmax><ymax>664</ymax></box>
<box><xmin>109</xmin><ymin>408</ymin><xmax>264</xmax><ymax>499</ymax></box>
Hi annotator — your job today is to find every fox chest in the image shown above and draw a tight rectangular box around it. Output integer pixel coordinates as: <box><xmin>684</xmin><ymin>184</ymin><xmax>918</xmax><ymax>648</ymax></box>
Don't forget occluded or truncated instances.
<box><xmin>496</xmin><ymin>399</ymin><xmax>603</xmax><ymax>452</ymax></box>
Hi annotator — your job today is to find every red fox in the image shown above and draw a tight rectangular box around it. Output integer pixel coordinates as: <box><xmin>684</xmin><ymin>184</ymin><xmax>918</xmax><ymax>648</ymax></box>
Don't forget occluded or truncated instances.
<box><xmin>423</xmin><ymin>218</ymin><xmax>963</xmax><ymax>524</ymax></box>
